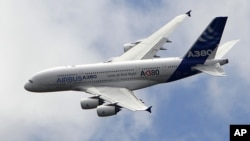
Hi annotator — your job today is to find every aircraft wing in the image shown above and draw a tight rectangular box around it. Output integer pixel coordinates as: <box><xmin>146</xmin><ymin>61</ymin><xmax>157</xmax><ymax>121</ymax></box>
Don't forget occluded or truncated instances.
<box><xmin>83</xmin><ymin>87</ymin><xmax>151</xmax><ymax>112</ymax></box>
<box><xmin>112</xmin><ymin>11</ymin><xmax>191</xmax><ymax>62</ymax></box>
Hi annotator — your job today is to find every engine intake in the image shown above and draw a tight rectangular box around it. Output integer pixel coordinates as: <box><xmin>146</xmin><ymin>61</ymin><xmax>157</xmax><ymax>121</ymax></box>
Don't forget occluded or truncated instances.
<box><xmin>97</xmin><ymin>105</ymin><xmax>121</xmax><ymax>117</ymax></box>
<box><xmin>80</xmin><ymin>97</ymin><xmax>104</xmax><ymax>109</ymax></box>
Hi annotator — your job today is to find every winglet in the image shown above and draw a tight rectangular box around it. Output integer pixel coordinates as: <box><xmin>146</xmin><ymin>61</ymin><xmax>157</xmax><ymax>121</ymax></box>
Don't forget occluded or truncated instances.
<box><xmin>186</xmin><ymin>10</ymin><xmax>192</xmax><ymax>17</ymax></box>
<box><xmin>146</xmin><ymin>106</ymin><xmax>152</xmax><ymax>113</ymax></box>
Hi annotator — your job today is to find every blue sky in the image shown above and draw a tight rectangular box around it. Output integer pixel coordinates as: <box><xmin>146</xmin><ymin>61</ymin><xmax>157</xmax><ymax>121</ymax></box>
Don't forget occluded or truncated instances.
<box><xmin>1</xmin><ymin>0</ymin><xmax>250</xmax><ymax>141</ymax></box>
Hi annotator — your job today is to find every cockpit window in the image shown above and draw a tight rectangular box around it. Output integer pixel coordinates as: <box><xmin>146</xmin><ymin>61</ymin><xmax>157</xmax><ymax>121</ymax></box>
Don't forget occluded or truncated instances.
<box><xmin>28</xmin><ymin>80</ymin><xmax>33</xmax><ymax>83</ymax></box>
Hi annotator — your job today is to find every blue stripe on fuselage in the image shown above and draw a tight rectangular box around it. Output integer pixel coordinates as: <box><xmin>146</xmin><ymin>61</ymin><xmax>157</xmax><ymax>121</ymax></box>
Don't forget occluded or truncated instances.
<box><xmin>167</xmin><ymin>59</ymin><xmax>200</xmax><ymax>82</ymax></box>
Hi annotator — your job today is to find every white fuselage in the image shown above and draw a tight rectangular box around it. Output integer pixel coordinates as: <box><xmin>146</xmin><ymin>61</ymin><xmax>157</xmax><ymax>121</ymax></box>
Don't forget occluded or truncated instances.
<box><xmin>24</xmin><ymin>57</ymin><xmax>227</xmax><ymax>92</ymax></box>
<box><xmin>24</xmin><ymin>58</ymin><xmax>180</xmax><ymax>92</ymax></box>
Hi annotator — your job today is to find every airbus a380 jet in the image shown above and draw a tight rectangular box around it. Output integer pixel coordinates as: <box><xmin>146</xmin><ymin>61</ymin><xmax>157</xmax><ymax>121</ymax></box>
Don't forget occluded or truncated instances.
<box><xmin>24</xmin><ymin>11</ymin><xmax>239</xmax><ymax>117</ymax></box>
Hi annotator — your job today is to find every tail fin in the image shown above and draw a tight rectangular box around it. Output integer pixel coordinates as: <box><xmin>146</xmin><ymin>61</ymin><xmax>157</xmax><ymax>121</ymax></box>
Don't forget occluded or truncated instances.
<box><xmin>168</xmin><ymin>17</ymin><xmax>229</xmax><ymax>82</ymax></box>
<box><xmin>183</xmin><ymin>17</ymin><xmax>228</xmax><ymax>63</ymax></box>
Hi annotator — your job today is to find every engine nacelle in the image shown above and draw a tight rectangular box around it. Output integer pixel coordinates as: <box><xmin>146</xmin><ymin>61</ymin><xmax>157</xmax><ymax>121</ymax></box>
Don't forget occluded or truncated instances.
<box><xmin>123</xmin><ymin>44</ymin><xmax>135</xmax><ymax>52</ymax></box>
<box><xmin>80</xmin><ymin>97</ymin><xmax>103</xmax><ymax>109</ymax></box>
<box><xmin>123</xmin><ymin>39</ymin><xmax>143</xmax><ymax>52</ymax></box>
<box><xmin>96</xmin><ymin>105</ymin><xmax>121</xmax><ymax>117</ymax></box>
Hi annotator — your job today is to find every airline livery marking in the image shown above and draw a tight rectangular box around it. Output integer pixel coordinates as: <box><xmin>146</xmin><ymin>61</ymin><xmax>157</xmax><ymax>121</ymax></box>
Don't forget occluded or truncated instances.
<box><xmin>141</xmin><ymin>69</ymin><xmax>160</xmax><ymax>77</ymax></box>
<box><xmin>187</xmin><ymin>49</ymin><xmax>213</xmax><ymax>58</ymax></box>
<box><xmin>56</xmin><ymin>75</ymin><xmax>97</xmax><ymax>83</ymax></box>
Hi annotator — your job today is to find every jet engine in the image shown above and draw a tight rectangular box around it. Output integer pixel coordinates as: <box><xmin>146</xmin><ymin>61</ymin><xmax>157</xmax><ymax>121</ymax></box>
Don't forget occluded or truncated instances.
<box><xmin>80</xmin><ymin>97</ymin><xmax>104</xmax><ymax>109</ymax></box>
<box><xmin>123</xmin><ymin>39</ymin><xmax>143</xmax><ymax>52</ymax></box>
<box><xmin>96</xmin><ymin>105</ymin><xmax>121</xmax><ymax>117</ymax></box>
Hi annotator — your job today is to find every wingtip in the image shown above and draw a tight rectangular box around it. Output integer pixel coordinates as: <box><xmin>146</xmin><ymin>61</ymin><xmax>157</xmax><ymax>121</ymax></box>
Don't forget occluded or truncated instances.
<box><xmin>186</xmin><ymin>10</ymin><xmax>192</xmax><ymax>17</ymax></box>
<box><xmin>146</xmin><ymin>106</ymin><xmax>152</xmax><ymax>113</ymax></box>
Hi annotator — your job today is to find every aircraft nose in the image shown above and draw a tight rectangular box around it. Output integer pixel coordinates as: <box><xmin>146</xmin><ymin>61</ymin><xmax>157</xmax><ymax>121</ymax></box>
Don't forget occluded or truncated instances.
<box><xmin>24</xmin><ymin>82</ymin><xmax>31</xmax><ymax>91</ymax></box>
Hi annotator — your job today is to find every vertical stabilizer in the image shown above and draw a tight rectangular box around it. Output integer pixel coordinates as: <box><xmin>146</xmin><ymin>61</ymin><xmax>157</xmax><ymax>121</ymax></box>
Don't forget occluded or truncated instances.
<box><xmin>183</xmin><ymin>17</ymin><xmax>228</xmax><ymax>62</ymax></box>
<box><xmin>168</xmin><ymin>17</ymin><xmax>228</xmax><ymax>82</ymax></box>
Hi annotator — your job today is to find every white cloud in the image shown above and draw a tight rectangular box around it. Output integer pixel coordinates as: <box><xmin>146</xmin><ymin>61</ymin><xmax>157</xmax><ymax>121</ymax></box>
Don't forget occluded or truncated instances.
<box><xmin>1</xmin><ymin>0</ymin><xmax>250</xmax><ymax>141</ymax></box>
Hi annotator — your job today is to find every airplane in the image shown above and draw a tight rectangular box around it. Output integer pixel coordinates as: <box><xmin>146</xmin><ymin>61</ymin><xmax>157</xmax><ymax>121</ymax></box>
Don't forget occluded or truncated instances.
<box><xmin>24</xmin><ymin>11</ymin><xmax>239</xmax><ymax>117</ymax></box>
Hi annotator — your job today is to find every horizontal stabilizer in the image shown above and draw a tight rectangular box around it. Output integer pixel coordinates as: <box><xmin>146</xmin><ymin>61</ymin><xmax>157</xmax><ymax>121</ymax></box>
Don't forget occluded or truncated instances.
<box><xmin>215</xmin><ymin>40</ymin><xmax>239</xmax><ymax>59</ymax></box>
<box><xmin>192</xmin><ymin>63</ymin><xmax>226</xmax><ymax>77</ymax></box>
